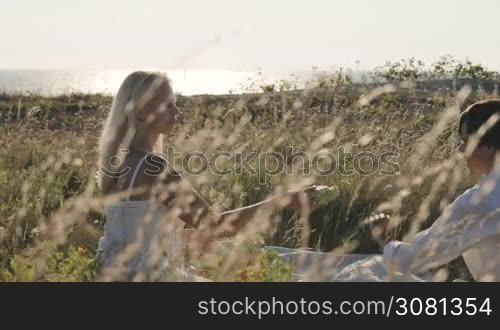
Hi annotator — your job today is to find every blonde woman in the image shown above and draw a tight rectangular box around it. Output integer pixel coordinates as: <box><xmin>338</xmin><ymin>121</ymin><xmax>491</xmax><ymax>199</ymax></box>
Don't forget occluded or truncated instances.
<box><xmin>96</xmin><ymin>71</ymin><xmax>319</xmax><ymax>281</ymax></box>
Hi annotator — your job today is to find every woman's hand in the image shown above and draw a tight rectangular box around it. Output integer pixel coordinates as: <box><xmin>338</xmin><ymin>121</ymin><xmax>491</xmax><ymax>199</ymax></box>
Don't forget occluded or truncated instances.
<box><xmin>285</xmin><ymin>185</ymin><xmax>338</xmax><ymax>212</ymax></box>
<box><xmin>182</xmin><ymin>185</ymin><xmax>340</xmax><ymax>255</ymax></box>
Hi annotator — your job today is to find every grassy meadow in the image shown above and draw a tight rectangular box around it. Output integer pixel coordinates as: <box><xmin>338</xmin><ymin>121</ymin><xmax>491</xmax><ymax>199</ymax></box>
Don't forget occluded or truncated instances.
<box><xmin>1</xmin><ymin>59</ymin><xmax>499</xmax><ymax>281</ymax></box>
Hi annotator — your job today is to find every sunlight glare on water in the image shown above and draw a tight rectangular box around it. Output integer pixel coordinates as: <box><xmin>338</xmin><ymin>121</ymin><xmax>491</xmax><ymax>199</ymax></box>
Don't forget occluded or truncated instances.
<box><xmin>0</xmin><ymin>69</ymin><xmax>272</xmax><ymax>96</ymax></box>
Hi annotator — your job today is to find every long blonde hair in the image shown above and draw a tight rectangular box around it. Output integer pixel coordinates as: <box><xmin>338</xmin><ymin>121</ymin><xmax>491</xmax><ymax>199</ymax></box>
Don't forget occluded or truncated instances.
<box><xmin>97</xmin><ymin>71</ymin><xmax>171</xmax><ymax>194</ymax></box>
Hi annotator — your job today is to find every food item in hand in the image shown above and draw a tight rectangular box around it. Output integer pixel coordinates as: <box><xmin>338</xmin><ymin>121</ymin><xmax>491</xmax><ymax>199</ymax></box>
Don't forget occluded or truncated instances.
<box><xmin>310</xmin><ymin>185</ymin><xmax>339</xmax><ymax>206</ymax></box>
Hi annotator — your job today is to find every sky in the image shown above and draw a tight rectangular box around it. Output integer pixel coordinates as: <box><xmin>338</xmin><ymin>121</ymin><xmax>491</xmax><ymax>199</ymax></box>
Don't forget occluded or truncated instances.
<box><xmin>1</xmin><ymin>0</ymin><xmax>500</xmax><ymax>71</ymax></box>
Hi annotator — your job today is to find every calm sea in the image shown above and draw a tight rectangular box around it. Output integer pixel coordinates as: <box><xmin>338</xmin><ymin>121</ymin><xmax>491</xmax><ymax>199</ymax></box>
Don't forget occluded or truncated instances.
<box><xmin>0</xmin><ymin>69</ymin><xmax>283</xmax><ymax>96</ymax></box>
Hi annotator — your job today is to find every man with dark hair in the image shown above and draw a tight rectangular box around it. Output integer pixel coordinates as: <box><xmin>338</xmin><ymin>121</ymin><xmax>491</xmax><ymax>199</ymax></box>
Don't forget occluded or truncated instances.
<box><xmin>459</xmin><ymin>99</ymin><xmax>500</xmax><ymax>148</ymax></box>
<box><xmin>383</xmin><ymin>99</ymin><xmax>500</xmax><ymax>281</ymax></box>
<box><xmin>458</xmin><ymin>99</ymin><xmax>500</xmax><ymax>176</ymax></box>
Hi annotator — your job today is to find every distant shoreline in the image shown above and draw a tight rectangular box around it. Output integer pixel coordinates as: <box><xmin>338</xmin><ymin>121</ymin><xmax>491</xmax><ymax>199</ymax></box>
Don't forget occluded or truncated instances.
<box><xmin>1</xmin><ymin>78</ymin><xmax>499</xmax><ymax>98</ymax></box>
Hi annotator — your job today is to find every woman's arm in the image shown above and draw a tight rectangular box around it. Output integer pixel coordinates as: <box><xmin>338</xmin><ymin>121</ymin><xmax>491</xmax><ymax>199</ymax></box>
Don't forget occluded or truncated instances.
<box><xmin>153</xmin><ymin>153</ymin><xmax>321</xmax><ymax>233</ymax></box>
<box><xmin>178</xmin><ymin>187</ymin><xmax>316</xmax><ymax>236</ymax></box>
<box><xmin>176</xmin><ymin>188</ymin><xmax>318</xmax><ymax>253</ymax></box>
<box><xmin>208</xmin><ymin>191</ymin><xmax>312</xmax><ymax>237</ymax></box>
<box><xmin>161</xmin><ymin>177</ymin><xmax>322</xmax><ymax>246</ymax></box>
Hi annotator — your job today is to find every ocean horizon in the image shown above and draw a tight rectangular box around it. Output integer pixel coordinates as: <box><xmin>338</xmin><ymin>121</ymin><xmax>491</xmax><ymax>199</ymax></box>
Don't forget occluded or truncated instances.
<box><xmin>0</xmin><ymin>68</ymin><xmax>368</xmax><ymax>96</ymax></box>
<box><xmin>0</xmin><ymin>69</ymin><xmax>262</xmax><ymax>96</ymax></box>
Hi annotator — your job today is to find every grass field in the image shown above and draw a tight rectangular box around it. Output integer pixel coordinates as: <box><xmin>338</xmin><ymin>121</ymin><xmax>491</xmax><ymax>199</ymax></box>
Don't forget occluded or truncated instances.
<box><xmin>1</xmin><ymin>69</ymin><xmax>498</xmax><ymax>281</ymax></box>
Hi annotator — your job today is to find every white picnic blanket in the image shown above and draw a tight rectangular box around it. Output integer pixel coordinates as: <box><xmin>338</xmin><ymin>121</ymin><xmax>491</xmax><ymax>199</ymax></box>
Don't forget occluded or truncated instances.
<box><xmin>264</xmin><ymin>246</ymin><xmax>432</xmax><ymax>282</ymax></box>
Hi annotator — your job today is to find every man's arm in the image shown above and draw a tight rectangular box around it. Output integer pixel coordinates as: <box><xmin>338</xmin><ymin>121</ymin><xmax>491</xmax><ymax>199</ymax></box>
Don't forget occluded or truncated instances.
<box><xmin>383</xmin><ymin>187</ymin><xmax>479</xmax><ymax>275</ymax></box>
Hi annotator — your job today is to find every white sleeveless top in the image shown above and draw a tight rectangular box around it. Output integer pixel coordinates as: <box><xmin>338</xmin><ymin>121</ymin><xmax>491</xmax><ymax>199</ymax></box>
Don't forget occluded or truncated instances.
<box><xmin>97</xmin><ymin>155</ymin><xmax>187</xmax><ymax>281</ymax></box>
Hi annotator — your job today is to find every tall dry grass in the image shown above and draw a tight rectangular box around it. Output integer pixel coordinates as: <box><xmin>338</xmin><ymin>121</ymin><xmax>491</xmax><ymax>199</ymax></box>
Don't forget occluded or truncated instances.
<box><xmin>0</xmin><ymin>73</ymin><xmax>498</xmax><ymax>282</ymax></box>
